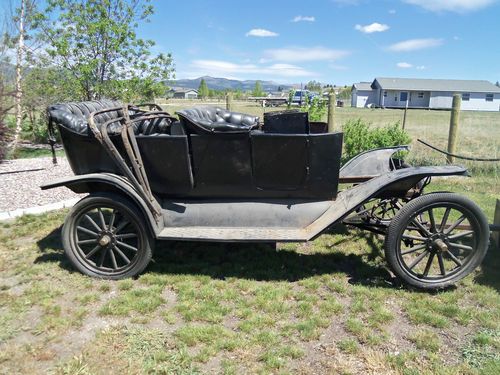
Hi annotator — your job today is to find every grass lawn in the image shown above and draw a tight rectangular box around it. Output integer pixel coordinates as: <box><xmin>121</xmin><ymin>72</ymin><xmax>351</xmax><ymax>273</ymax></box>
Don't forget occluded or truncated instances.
<box><xmin>0</xmin><ymin>175</ymin><xmax>499</xmax><ymax>374</ymax></box>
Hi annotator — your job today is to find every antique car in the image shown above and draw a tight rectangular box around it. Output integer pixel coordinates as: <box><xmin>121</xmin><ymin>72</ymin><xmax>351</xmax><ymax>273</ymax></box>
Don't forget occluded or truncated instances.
<box><xmin>42</xmin><ymin>100</ymin><xmax>491</xmax><ymax>290</ymax></box>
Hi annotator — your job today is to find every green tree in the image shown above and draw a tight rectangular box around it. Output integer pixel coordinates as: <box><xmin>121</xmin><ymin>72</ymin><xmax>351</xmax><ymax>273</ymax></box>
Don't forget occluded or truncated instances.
<box><xmin>306</xmin><ymin>80</ymin><xmax>322</xmax><ymax>93</ymax></box>
<box><xmin>252</xmin><ymin>81</ymin><xmax>264</xmax><ymax>97</ymax></box>
<box><xmin>198</xmin><ymin>78</ymin><xmax>209</xmax><ymax>99</ymax></box>
<box><xmin>32</xmin><ymin>0</ymin><xmax>175</xmax><ymax>101</ymax></box>
<box><xmin>22</xmin><ymin>67</ymin><xmax>83</xmax><ymax>142</ymax></box>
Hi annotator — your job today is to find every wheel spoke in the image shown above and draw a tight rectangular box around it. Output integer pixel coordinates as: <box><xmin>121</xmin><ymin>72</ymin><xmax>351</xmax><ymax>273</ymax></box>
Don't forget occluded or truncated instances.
<box><xmin>113</xmin><ymin>245</ymin><xmax>131</xmax><ymax>265</ymax></box>
<box><xmin>401</xmin><ymin>243</ymin><xmax>427</xmax><ymax>255</ymax></box>
<box><xmin>114</xmin><ymin>219</ymin><xmax>130</xmax><ymax>234</ymax></box>
<box><xmin>77</xmin><ymin>239</ymin><xmax>97</xmax><ymax>245</ymax></box>
<box><xmin>440</xmin><ymin>207</ymin><xmax>451</xmax><ymax>232</ymax></box>
<box><xmin>444</xmin><ymin>215</ymin><xmax>466</xmax><ymax>235</ymax></box>
<box><xmin>115</xmin><ymin>233</ymin><xmax>137</xmax><ymax>240</ymax></box>
<box><xmin>447</xmin><ymin>230</ymin><xmax>474</xmax><ymax>241</ymax></box>
<box><xmin>445</xmin><ymin>250</ymin><xmax>463</xmax><ymax>267</ymax></box>
<box><xmin>411</xmin><ymin>218</ymin><xmax>431</xmax><ymax>236</ymax></box>
<box><xmin>402</xmin><ymin>234</ymin><xmax>427</xmax><ymax>242</ymax></box>
<box><xmin>428</xmin><ymin>209</ymin><xmax>437</xmax><ymax>233</ymax></box>
<box><xmin>437</xmin><ymin>253</ymin><xmax>447</xmax><ymax>276</ymax></box>
<box><xmin>422</xmin><ymin>253</ymin><xmax>435</xmax><ymax>277</ymax></box>
<box><xmin>408</xmin><ymin>250</ymin><xmax>429</xmax><ymax>270</ymax></box>
<box><xmin>109</xmin><ymin>248</ymin><xmax>118</xmax><ymax>270</ymax></box>
<box><xmin>116</xmin><ymin>240</ymin><xmax>138</xmax><ymax>252</ymax></box>
<box><xmin>77</xmin><ymin>226</ymin><xmax>99</xmax><ymax>237</ymax></box>
<box><xmin>448</xmin><ymin>242</ymin><xmax>473</xmax><ymax>251</ymax></box>
<box><xmin>85</xmin><ymin>244</ymin><xmax>102</xmax><ymax>259</ymax></box>
<box><xmin>109</xmin><ymin>210</ymin><xmax>116</xmax><ymax>231</ymax></box>
<box><xmin>84</xmin><ymin>214</ymin><xmax>102</xmax><ymax>232</ymax></box>
<box><xmin>98</xmin><ymin>208</ymin><xmax>107</xmax><ymax>230</ymax></box>
<box><xmin>98</xmin><ymin>247</ymin><xmax>109</xmax><ymax>267</ymax></box>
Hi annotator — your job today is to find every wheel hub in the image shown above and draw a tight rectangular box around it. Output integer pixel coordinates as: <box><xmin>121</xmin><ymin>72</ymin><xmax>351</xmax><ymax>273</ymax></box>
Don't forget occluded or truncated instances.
<box><xmin>427</xmin><ymin>233</ymin><xmax>448</xmax><ymax>253</ymax></box>
<box><xmin>98</xmin><ymin>235</ymin><xmax>111</xmax><ymax>246</ymax></box>
<box><xmin>97</xmin><ymin>231</ymin><xmax>115</xmax><ymax>247</ymax></box>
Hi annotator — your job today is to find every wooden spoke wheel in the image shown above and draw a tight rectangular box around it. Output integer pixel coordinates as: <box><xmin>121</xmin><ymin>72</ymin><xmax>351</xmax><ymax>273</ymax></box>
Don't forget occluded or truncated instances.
<box><xmin>62</xmin><ymin>194</ymin><xmax>153</xmax><ymax>279</ymax></box>
<box><xmin>384</xmin><ymin>193</ymin><xmax>489</xmax><ymax>289</ymax></box>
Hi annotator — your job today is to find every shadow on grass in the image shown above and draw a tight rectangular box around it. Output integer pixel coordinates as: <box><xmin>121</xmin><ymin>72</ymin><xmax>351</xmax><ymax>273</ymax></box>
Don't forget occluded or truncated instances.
<box><xmin>474</xmin><ymin>240</ymin><xmax>500</xmax><ymax>291</ymax></box>
<box><xmin>35</xmin><ymin>225</ymin><xmax>395</xmax><ymax>287</ymax></box>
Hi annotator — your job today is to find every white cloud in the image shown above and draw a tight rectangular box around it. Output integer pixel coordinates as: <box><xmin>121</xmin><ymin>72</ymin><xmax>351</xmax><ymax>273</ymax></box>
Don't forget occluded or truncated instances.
<box><xmin>245</xmin><ymin>28</ymin><xmax>279</xmax><ymax>37</ymax></box>
<box><xmin>403</xmin><ymin>0</ymin><xmax>496</xmax><ymax>13</ymax></box>
<box><xmin>189</xmin><ymin>59</ymin><xmax>315</xmax><ymax>78</ymax></box>
<box><xmin>416</xmin><ymin>65</ymin><xmax>426</xmax><ymax>70</ymax></box>
<box><xmin>263</xmin><ymin>46</ymin><xmax>350</xmax><ymax>62</ymax></box>
<box><xmin>388</xmin><ymin>38</ymin><xmax>443</xmax><ymax>51</ymax></box>
<box><xmin>389</xmin><ymin>9</ymin><xmax>397</xmax><ymax>14</ymax></box>
<box><xmin>292</xmin><ymin>15</ymin><xmax>315</xmax><ymax>22</ymax></box>
<box><xmin>397</xmin><ymin>62</ymin><xmax>413</xmax><ymax>68</ymax></box>
<box><xmin>355</xmin><ymin>22</ymin><xmax>390</xmax><ymax>33</ymax></box>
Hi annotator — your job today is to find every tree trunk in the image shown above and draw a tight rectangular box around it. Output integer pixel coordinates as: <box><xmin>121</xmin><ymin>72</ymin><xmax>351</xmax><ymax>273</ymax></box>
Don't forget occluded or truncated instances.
<box><xmin>10</xmin><ymin>0</ymin><xmax>25</xmax><ymax>154</ymax></box>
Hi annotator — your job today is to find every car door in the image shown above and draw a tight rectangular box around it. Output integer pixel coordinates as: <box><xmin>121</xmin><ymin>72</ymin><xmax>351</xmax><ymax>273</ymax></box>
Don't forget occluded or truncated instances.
<box><xmin>251</xmin><ymin>133</ymin><xmax>309</xmax><ymax>190</ymax></box>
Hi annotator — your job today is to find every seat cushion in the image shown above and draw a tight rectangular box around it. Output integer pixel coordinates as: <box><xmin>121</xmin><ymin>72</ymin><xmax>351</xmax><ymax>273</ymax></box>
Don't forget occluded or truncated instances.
<box><xmin>176</xmin><ymin>106</ymin><xmax>259</xmax><ymax>134</ymax></box>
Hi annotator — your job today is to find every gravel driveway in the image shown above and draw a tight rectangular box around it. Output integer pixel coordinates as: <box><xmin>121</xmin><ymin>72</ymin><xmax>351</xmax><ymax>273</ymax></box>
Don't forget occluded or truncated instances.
<box><xmin>0</xmin><ymin>156</ymin><xmax>81</xmax><ymax>213</ymax></box>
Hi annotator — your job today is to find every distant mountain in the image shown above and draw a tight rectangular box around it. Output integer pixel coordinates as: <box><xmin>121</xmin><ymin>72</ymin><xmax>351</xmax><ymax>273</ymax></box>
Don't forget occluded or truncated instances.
<box><xmin>167</xmin><ymin>76</ymin><xmax>294</xmax><ymax>92</ymax></box>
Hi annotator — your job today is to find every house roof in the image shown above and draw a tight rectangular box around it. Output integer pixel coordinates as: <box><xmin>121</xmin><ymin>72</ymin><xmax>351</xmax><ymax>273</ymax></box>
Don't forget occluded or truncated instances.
<box><xmin>352</xmin><ymin>82</ymin><xmax>373</xmax><ymax>91</ymax></box>
<box><xmin>170</xmin><ymin>88</ymin><xmax>198</xmax><ymax>94</ymax></box>
<box><xmin>373</xmin><ymin>77</ymin><xmax>500</xmax><ymax>93</ymax></box>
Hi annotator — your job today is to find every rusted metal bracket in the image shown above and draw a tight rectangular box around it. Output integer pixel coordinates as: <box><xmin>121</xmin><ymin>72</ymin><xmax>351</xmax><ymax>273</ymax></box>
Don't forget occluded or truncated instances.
<box><xmin>87</xmin><ymin>106</ymin><xmax>164</xmax><ymax>222</ymax></box>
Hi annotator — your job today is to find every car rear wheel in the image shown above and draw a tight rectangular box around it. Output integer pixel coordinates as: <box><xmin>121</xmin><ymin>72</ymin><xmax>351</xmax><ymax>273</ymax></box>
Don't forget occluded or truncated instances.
<box><xmin>62</xmin><ymin>193</ymin><xmax>153</xmax><ymax>279</ymax></box>
<box><xmin>384</xmin><ymin>193</ymin><xmax>489</xmax><ymax>289</ymax></box>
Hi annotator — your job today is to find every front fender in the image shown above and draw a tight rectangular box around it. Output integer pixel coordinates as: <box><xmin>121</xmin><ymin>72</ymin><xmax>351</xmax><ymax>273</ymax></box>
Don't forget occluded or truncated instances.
<box><xmin>306</xmin><ymin>165</ymin><xmax>468</xmax><ymax>240</ymax></box>
<box><xmin>41</xmin><ymin>173</ymin><xmax>162</xmax><ymax>235</ymax></box>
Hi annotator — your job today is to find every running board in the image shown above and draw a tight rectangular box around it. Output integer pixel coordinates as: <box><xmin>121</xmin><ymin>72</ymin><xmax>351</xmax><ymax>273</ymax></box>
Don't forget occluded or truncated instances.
<box><xmin>158</xmin><ymin>227</ymin><xmax>307</xmax><ymax>242</ymax></box>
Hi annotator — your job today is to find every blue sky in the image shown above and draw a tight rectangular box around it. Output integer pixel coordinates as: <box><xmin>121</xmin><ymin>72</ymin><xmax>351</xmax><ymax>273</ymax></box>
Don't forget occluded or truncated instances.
<box><xmin>142</xmin><ymin>0</ymin><xmax>500</xmax><ymax>85</ymax></box>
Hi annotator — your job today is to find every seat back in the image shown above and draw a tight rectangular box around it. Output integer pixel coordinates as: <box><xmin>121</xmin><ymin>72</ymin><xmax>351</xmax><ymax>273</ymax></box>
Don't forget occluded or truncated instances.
<box><xmin>176</xmin><ymin>106</ymin><xmax>259</xmax><ymax>134</ymax></box>
<box><xmin>48</xmin><ymin>99</ymin><xmax>124</xmax><ymax>135</ymax></box>
<box><xmin>48</xmin><ymin>100</ymin><xmax>174</xmax><ymax>136</ymax></box>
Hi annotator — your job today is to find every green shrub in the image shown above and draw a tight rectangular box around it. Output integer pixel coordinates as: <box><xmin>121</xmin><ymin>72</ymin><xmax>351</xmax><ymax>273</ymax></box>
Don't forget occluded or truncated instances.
<box><xmin>342</xmin><ymin>118</ymin><xmax>411</xmax><ymax>162</ymax></box>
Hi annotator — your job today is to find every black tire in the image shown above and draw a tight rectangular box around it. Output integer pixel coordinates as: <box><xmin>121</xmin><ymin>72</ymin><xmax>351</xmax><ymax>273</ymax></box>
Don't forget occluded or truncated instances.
<box><xmin>384</xmin><ymin>193</ymin><xmax>489</xmax><ymax>290</ymax></box>
<box><xmin>62</xmin><ymin>193</ymin><xmax>153</xmax><ymax>279</ymax></box>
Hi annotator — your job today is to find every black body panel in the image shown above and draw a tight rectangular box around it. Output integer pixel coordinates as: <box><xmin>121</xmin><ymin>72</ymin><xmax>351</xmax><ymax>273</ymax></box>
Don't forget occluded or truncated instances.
<box><xmin>55</xmin><ymin>107</ymin><xmax>342</xmax><ymax>199</ymax></box>
<box><xmin>251</xmin><ymin>134</ymin><xmax>309</xmax><ymax>190</ymax></box>
<box><xmin>136</xmin><ymin>135</ymin><xmax>194</xmax><ymax>194</ymax></box>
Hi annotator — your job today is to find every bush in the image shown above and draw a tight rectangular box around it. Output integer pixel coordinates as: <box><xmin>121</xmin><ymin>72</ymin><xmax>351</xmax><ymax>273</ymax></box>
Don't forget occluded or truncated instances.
<box><xmin>342</xmin><ymin>118</ymin><xmax>411</xmax><ymax>162</ymax></box>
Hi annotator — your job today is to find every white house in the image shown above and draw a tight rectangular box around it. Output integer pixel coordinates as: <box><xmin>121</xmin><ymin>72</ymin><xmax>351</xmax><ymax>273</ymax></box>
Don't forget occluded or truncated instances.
<box><xmin>168</xmin><ymin>88</ymin><xmax>198</xmax><ymax>99</ymax></box>
<box><xmin>351</xmin><ymin>82</ymin><xmax>376</xmax><ymax>108</ymax></box>
<box><xmin>351</xmin><ymin>77</ymin><xmax>500</xmax><ymax>111</ymax></box>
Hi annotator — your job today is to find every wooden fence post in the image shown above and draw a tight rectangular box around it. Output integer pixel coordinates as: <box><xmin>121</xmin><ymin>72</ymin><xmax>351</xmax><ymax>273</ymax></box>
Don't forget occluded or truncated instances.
<box><xmin>327</xmin><ymin>91</ymin><xmax>336</xmax><ymax>133</ymax></box>
<box><xmin>447</xmin><ymin>94</ymin><xmax>461</xmax><ymax>164</ymax></box>
<box><xmin>226</xmin><ymin>92</ymin><xmax>233</xmax><ymax>111</ymax></box>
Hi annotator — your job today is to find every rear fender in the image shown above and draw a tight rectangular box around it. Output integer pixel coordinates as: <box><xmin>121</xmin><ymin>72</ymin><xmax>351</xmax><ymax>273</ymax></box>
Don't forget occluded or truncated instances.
<box><xmin>41</xmin><ymin>173</ymin><xmax>162</xmax><ymax>235</ymax></box>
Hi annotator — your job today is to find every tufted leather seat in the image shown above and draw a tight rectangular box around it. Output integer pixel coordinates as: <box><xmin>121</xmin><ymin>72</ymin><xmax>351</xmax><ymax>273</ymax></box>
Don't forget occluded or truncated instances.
<box><xmin>48</xmin><ymin>100</ymin><xmax>172</xmax><ymax>136</ymax></box>
<box><xmin>176</xmin><ymin>106</ymin><xmax>260</xmax><ymax>134</ymax></box>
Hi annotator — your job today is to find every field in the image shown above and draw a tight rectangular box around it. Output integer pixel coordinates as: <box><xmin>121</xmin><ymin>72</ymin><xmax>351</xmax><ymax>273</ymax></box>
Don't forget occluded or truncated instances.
<box><xmin>158</xmin><ymin>99</ymin><xmax>500</xmax><ymax>175</ymax></box>
<box><xmin>0</xmin><ymin>103</ymin><xmax>499</xmax><ymax>374</ymax></box>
